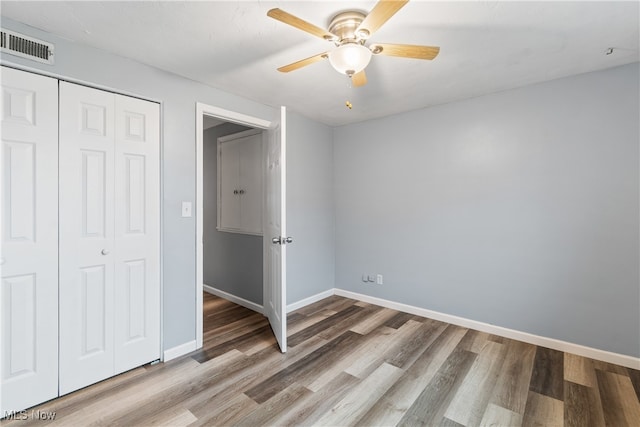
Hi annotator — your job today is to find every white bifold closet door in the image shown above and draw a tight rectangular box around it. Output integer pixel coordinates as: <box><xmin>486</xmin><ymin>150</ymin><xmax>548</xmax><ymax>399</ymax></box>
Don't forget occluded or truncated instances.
<box><xmin>0</xmin><ymin>67</ymin><xmax>59</xmax><ymax>414</ymax></box>
<box><xmin>59</xmin><ymin>82</ymin><xmax>160</xmax><ymax>395</ymax></box>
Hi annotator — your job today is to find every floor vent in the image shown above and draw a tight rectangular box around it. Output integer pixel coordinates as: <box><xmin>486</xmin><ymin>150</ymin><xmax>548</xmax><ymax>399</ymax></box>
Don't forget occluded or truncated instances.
<box><xmin>0</xmin><ymin>29</ymin><xmax>54</xmax><ymax>65</ymax></box>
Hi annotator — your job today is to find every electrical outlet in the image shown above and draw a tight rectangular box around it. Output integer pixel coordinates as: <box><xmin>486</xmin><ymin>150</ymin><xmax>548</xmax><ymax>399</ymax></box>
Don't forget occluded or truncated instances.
<box><xmin>376</xmin><ymin>274</ymin><xmax>383</xmax><ymax>285</ymax></box>
<box><xmin>363</xmin><ymin>274</ymin><xmax>377</xmax><ymax>284</ymax></box>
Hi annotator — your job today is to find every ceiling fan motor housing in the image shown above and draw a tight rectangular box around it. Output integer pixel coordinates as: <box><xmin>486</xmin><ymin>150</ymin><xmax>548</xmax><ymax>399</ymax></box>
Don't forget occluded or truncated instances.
<box><xmin>328</xmin><ymin>11</ymin><xmax>368</xmax><ymax>45</ymax></box>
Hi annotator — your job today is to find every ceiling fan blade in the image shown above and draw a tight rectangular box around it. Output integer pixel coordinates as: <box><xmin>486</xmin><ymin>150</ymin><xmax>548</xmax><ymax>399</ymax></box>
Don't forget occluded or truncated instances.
<box><xmin>268</xmin><ymin>8</ymin><xmax>336</xmax><ymax>41</ymax></box>
<box><xmin>352</xmin><ymin>70</ymin><xmax>367</xmax><ymax>87</ymax></box>
<box><xmin>277</xmin><ymin>52</ymin><xmax>329</xmax><ymax>73</ymax></box>
<box><xmin>356</xmin><ymin>0</ymin><xmax>409</xmax><ymax>38</ymax></box>
<box><xmin>371</xmin><ymin>43</ymin><xmax>440</xmax><ymax>60</ymax></box>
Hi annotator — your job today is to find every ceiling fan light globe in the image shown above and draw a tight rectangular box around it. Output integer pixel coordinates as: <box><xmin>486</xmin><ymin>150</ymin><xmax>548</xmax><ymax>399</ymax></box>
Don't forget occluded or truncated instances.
<box><xmin>328</xmin><ymin>43</ymin><xmax>372</xmax><ymax>75</ymax></box>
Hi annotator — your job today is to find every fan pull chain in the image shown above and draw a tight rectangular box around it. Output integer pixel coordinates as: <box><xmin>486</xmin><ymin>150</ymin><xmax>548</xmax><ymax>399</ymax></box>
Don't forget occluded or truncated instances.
<box><xmin>345</xmin><ymin>74</ymin><xmax>354</xmax><ymax>110</ymax></box>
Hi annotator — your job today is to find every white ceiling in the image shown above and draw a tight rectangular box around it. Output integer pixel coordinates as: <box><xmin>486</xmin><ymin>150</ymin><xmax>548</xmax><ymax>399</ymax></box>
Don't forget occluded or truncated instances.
<box><xmin>2</xmin><ymin>1</ymin><xmax>638</xmax><ymax>126</ymax></box>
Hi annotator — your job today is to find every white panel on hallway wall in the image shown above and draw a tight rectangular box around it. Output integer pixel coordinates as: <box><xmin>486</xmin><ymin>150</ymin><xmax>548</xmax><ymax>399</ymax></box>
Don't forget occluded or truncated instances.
<box><xmin>219</xmin><ymin>137</ymin><xmax>242</xmax><ymax>231</ymax></box>
<box><xmin>239</xmin><ymin>135</ymin><xmax>263</xmax><ymax>232</ymax></box>
<box><xmin>0</xmin><ymin>66</ymin><xmax>59</xmax><ymax>414</ymax></box>
<box><xmin>217</xmin><ymin>129</ymin><xmax>264</xmax><ymax>235</ymax></box>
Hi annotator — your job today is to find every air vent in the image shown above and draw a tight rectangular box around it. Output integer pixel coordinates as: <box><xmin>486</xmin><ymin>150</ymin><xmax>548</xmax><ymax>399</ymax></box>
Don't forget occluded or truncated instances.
<box><xmin>0</xmin><ymin>29</ymin><xmax>54</xmax><ymax>65</ymax></box>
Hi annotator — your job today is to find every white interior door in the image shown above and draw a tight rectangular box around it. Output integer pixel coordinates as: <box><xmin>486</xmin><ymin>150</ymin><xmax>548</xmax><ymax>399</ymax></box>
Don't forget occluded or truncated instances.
<box><xmin>0</xmin><ymin>67</ymin><xmax>59</xmax><ymax>413</ymax></box>
<box><xmin>264</xmin><ymin>106</ymin><xmax>287</xmax><ymax>352</ymax></box>
<box><xmin>113</xmin><ymin>94</ymin><xmax>160</xmax><ymax>374</ymax></box>
<box><xmin>59</xmin><ymin>82</ymin><xmax>116</xmax><ymax>394</ymax></box>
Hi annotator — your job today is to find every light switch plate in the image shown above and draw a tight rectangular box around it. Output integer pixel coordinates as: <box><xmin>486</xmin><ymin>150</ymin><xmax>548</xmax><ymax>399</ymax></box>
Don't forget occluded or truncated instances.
<box><xmin>181</xmin><ymin>201</ymin><xmax>192</xmax><ymax>217</ymax></box>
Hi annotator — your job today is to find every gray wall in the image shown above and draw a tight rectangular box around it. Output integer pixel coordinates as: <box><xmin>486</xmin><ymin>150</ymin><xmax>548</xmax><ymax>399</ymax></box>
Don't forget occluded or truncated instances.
<box><xmin>286</xmin><ymin>112</ymin><xmax>336</xmax><ymax>304</ymax></box>
<box><xmin>203</xmin><ymin>123</ymin><xmax>263</xmax><ymax>305</ymax></box>
<box><xmin>334</xmin><ymin>63</ymin><xmax>639</xmax><ymax>357</ymax></box>
<box><xmin>0</xmin><ymin>17</ymin><xmax>278</xmax><ymax>349</ymax></box>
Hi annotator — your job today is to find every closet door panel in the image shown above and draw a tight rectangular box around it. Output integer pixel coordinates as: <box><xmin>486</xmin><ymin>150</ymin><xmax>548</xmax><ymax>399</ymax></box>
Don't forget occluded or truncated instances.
<box><xmin>217</xmin><ymin>129</ymin><xmax>263</xmax><ymax>235</ymax></box>
<box><xmin>59</xmin><ymin>82</ymin><xmax>115</xmax><ymax>395</ymax></box>
<box><xmin>219</xmin><ymin>138</ymin><xmax>242</xmax><ymax>231</ymax></box>
<box><xmin>239</xmin><ymin>133</ymin><xmax>263</xmax><ymax>234</ymax></box>
<box><xmin>114</xmin><ymin>95</ymin><xmax>160</xmax><ymax>373</ymax></box>
<box><xmin>0</xmin><ymin>67</ymin><xmax>59</xmax><ymax>414</ymax></box>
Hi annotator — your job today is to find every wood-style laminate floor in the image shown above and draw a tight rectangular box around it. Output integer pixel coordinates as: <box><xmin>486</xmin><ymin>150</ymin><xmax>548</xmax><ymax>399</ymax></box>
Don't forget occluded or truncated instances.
<box><xmin>4</xmin><ymin>293</ymin><xmax>639</xmax><ymax>426</ymax></box>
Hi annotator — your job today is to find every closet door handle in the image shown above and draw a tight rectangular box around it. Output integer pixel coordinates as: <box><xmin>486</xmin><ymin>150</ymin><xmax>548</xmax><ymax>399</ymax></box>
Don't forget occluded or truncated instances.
<box><xmin>239</xmin><ymin>189</ymin><xmax>245</xmax><ymax>195</ymax></box>
<box><xmin>0</xmin><ymin>257</ymin><xmax>5</xmax><ymax>265</ymax></box>
<box><xmin>101</xmin><ymin>249</ymin><xmax>110</xmax><ymax>255</ymax></box>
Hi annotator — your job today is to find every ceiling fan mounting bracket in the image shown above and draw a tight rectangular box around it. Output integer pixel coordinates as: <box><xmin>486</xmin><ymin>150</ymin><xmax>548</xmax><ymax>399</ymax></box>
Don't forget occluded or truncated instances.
<box><xmin>328</xmin><ymin>11</ymin><xmax>368</xmax><ymax>45</ymax></box>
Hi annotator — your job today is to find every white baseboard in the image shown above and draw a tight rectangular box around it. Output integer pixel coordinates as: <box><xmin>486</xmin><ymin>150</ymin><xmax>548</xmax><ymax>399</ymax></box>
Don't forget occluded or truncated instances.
<box><xmin>287</xmin><ymin>289</ymin><xmax>335</xmax><ymax>313</ymax></box>
<box><xmin>163</xmin><ymin>340</ymin><xmax>197</xmax><ymax>362</ymax></box>
<box><xmin>196</xmin><ymin>283</ymin><xmax>638</xmax><ymax>369</ymax></box>
<box><xmin>334</xmin><ymin>289</ymin><xmax>640</xmax><ymax>370</ymax></box>
<box><xmin>204</xmin><ymin>284</ymin><xmax>264</xmax><ymax>315</ymax></box>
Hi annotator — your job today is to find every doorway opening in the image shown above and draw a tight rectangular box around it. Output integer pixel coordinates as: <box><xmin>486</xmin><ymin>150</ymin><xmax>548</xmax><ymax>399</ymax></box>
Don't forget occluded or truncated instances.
<box><xmin>195</xmin><ymin>103</ymin><xmax>287</xmax><ymax>352</ymax></box>
<box><xmin>203</xmin><ymin>120</ymin><xmax>264</xmax><ymax>311</ymax></box>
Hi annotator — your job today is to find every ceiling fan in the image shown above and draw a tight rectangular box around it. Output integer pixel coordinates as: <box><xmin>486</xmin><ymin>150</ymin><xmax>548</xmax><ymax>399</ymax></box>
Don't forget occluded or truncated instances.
<box><xmin>267</xmin><ymin>0</ymin><xmax>440</xmax><ymax>87</ymax></box>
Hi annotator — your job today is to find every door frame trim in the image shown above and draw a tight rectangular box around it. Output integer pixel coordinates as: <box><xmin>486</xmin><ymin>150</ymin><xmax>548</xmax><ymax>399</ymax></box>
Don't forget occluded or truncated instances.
<box><xmin>195</xmin><ymin>103</ymin><xmax>272</xmax><ymax>349</ymax></box>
